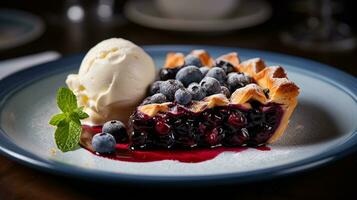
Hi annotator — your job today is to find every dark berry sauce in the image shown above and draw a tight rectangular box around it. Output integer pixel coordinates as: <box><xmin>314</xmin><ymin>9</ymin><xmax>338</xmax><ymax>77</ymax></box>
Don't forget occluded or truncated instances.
<box><xmin>80</xmin><ymin>125</ymin><xmax>248</xmax><ymax>163</ymax></box>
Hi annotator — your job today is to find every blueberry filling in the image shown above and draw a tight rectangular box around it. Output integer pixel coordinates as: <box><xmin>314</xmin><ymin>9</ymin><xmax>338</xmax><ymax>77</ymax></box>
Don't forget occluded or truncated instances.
<box><xmin>129</xmin><ymin>101</ymin><xmax>283</xmax><ymax>150</ymax></box>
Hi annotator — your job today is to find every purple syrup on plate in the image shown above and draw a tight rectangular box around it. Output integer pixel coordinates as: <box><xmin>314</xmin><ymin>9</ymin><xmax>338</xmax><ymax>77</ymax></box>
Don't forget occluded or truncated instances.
<box><xmin>80</xmin><ymin>110</ymin><xmax>273</xmax><ymax>164</ymax></box>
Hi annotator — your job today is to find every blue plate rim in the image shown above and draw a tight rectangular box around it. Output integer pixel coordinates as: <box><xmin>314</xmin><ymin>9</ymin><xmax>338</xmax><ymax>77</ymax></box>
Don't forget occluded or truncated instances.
<box><xmin>0</xmin><ymin>45</ymin><xmax>356</xmax><ymax>185</ymax></box>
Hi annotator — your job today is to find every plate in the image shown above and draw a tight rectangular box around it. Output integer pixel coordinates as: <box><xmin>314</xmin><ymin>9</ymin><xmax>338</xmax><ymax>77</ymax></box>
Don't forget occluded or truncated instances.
<box><xmin>124</xmin><ymin>0</ymin><xmax>271</xmax><ymax>32</ymax></box>
<box><xmin>0</xmin><ymin>45</ymin><xmax>356</xmax><ymax>185</ymax></box>
<box><xmin>0</xmin><ymin>9</ymin><xmax>44</xmax><ymax>50</ymax></box>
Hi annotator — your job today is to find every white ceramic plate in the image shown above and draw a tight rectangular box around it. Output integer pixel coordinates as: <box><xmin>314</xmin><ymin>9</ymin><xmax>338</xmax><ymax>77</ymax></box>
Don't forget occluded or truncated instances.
<box><xmin>124</xmin><ymin>0</ymin><xmax>271</xmax><ymax>32</ymax></box>
<box><xmin>0</xmin><ymin>45</ymin><xmax>356</xmax><ymax>184</ymax></box>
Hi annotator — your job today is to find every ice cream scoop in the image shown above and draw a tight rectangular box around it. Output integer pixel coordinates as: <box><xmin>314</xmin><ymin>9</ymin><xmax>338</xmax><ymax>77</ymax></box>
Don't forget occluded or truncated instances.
<box><xmin>66</xmin><ymin>38</ymin><xmax>156</xmax><ymax>125</ymax></box>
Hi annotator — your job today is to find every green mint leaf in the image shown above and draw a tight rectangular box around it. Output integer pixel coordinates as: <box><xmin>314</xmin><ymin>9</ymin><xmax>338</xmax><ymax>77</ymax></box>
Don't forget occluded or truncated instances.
<box><xmin>76</xmin><ymin>107</ymin><xmax>89</xmax><ymax>119</ymax></box>
<box><xmin>49</xmin><ymin>113</ymin><xmax>67</xmax><ymax>126</ymax></box>
<box><xmin>49</xmin><ymin>87</ymin><xmax>89</xmax><ymax>152</ymax></box>
<box><xmin>57</xmin><ymin>87</ymin><xmax>77</xmax><ymax>113</ymax></box>
<box><xmin>54</xmin><ymin>120</ymin><xmax>81</xmax><ymax>152</ymax></box>
<box><xmin>69</xmin><ymin>112</ymin><xmax>81</xmax><ymax>125</ymax></box>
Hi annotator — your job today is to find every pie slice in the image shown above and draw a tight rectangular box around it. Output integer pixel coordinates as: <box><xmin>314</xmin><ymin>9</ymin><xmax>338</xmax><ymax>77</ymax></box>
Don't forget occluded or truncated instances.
<box><xmin>129</xmin><ymin>50</ymin><xmax>299</xmax><ymax>149</ymax></box>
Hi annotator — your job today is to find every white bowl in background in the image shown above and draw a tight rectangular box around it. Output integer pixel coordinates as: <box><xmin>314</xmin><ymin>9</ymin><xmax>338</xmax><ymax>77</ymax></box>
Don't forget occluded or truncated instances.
<box><xmin>154</xmin><ymin>0</ymin><xmax>240</xmax><ymax>20</ymax></box>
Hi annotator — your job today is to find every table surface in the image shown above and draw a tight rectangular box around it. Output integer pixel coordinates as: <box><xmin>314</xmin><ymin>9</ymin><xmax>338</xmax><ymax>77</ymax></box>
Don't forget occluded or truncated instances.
<box><xmin>0</xmin><ymin>1</ymin><xmax>356</xmax><ymax>199</ymax></box>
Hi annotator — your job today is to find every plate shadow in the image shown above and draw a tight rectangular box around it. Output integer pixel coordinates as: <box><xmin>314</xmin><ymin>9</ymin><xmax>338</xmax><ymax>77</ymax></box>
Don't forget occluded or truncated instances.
<box><xmin>274</xmin><ymin>100</ymin><xmax>343</xmax><ymax>146</ymax></box>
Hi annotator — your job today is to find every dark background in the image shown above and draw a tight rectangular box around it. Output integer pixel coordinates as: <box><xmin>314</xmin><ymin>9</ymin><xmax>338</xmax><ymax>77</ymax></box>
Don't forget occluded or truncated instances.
<box><xmin>0</xmin><ymin>0</ymin><xmax>356</xmax><ymax>76</ymax></box>
<box><xmin>0</xmin><ymin>0</ymin><xmax>356</xmax><ymax>199</ymax></box>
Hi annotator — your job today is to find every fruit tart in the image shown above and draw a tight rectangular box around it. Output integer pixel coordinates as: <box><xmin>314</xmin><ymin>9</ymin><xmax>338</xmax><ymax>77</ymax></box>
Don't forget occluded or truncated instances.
<box><xmin>129</xmin><ymin>50</ymin><xmax>299</xmax><ymax>150</ymax></box>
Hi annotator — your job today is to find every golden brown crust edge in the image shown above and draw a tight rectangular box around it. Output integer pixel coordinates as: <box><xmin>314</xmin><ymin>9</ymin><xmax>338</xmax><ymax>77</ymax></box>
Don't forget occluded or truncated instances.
<box><xmin>236</xmin><ymin>58</ymin><xmax>299</xmax><ymax>105</ymax></box>
<box><xmin>268</xmin><ymin>98</ymin><xmax>297</xmax><ymax>143</ymax></box>
<box><xmin>234</xmin><ymin>57</ymin><xmax>299</xmax><ymax>143</ymax></box>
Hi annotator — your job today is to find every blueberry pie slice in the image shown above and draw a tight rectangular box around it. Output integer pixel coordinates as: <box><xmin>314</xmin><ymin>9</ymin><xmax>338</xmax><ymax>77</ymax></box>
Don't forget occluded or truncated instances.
<box><xmin>129</xmin><ymin>50</ymin><xmax>299</xmax><ymax>149</ymax></box>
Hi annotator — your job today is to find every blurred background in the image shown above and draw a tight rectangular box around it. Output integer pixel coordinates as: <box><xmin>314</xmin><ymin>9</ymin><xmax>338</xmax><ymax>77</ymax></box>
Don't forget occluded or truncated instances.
<box><xmin>0</xmin><ymin>0</ymin><xmax>356</xmax><ymax>199</ymax></box>
<box><xmin>0</xmin><ymin>0</ymin><xmax>356</xmax><ymax>75</ymax></box>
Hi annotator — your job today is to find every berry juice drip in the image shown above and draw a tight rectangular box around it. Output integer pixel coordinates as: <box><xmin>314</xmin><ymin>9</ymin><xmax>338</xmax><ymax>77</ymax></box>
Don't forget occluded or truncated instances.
<box><xmin>81</xmin><ymin>125</ymin><xmax>269</xmax><ymax>163</ymax></box>
<box><xmin>95</xmin><ymin>143</ymin><xmax>247</xmax><ymax>163</ymax></box>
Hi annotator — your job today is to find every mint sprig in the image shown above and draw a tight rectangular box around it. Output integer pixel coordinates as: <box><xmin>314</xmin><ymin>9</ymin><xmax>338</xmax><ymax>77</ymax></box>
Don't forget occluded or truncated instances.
<box><xmin>49</xmin><ymin>87</ymin><xmax>89</xmax><ymax>152</ymax></box>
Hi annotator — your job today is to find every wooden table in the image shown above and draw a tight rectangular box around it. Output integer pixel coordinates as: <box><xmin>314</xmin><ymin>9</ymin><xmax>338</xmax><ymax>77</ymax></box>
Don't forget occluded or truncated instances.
<box><xmin>0</xmin><ymin>1</ymin><xmax>356</xmax><ymax>199</ymax></box>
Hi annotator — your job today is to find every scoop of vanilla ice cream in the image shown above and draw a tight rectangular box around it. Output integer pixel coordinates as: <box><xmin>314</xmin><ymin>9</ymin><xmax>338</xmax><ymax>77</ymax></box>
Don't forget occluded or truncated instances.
<box><xmin>66</xmin><ymin>38</ymin><xmax>156</xmax><ymax>125</ymax></box>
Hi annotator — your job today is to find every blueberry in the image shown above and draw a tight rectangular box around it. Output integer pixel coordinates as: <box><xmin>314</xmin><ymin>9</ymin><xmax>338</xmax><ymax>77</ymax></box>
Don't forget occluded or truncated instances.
<box><xmin>224</xmin><ymin>128</ymin><xmax>249</xmax><ymax>146</ymax></box>
<box><xmin>155</xmin><ymin>133</ymin><xmax>175</xmax><ymax>149</ymax></box>
<box><xmin>159</xmin><ymin>79</ymin><xmax>184</xmax><ymax>101</ymax></box>
<box><xmin>216</xmin><ymin>60</ymin><xmax>235</xmax><ymax>74</ymax></box>
<box><xmin>130</xmin><ymin>131</ymin><xmax>148</xmax><ymax>149</ymax></box>
<box><xmin>199</xmin><ymin>77</ymin><xmax>221</xmax><ymax>96</ymax></box>
<box><xmin>159</xmin><ymin>68</ymin><xmax>179</xmax><ymax>81</ymax></box>
<box><xmin>175</xmin><ymin>88</ymin><xmax>192</xmax><ymax>105</ymax></box>
<box><xmin>184</xmin><ymin>55</ymin><xmax>202</xmax><ymax>67</ymax></box>
<box><xmin>102</xmin><ymin>120</ymin><xmax>128</xmax><ymax>143</ymax></box>
<box><xmin>149</xmin><ymin>81</ymin><xmax>163</xmax><ymax>95</ymax></box>
<box><xmin>199</xmin><ymin>66</ymin><xmax>210</xmax><ymax>76</ymax></box>
<box><xmin>228</xmin><ymin>112</ymin><xmax>246</xmax><ymax>127</ymax></box>
<box><xmin>206</xmin><ymin>127</ymin><xmax>224</xmax><ymax>146</ymax></box>
<box><xmin>92</xmin><ymin>133</ymin><xmax>116</xmax><ymax>153</ymax></box>
<box><xmin>149</xmin><ymin>93</ymin><xmax>167</xmax><ymax>104</ymax></box>
<box><xmin>187</xmin><ymin>83</ymin><xmax>206</xmax><ymax>100</ymax></box>
<box><xmin>155</xmin><ymin>120</ymin><xmax>171</xmax><ymax>135</ymax></box>
<box><xmin>142</xmin><ymin>97</ymin><xmax>151</xmax><ymax>105</ymax></box>
<box><xmin>206</xmin><ymin>67</ymin><xmax>226</xmax><ymax>85</ymax></box>
<box><xmin>220</xmin><ymin>86</ymin><xmax>231</xmax><ymax>98</ymax></box>
<box><xmin>175</xmin><ymin>65</ymin><xmax>203</xmax><ymax>87</ymax></box>
<box><xmin>143</xmin><ymin>93</ymin><xmax>167</xmax><ymax>105</ymax></box>
<box><xmin>227</xmin><ymin>73</ymin><xmax>253</xmax><ymax>93</ymax></box>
